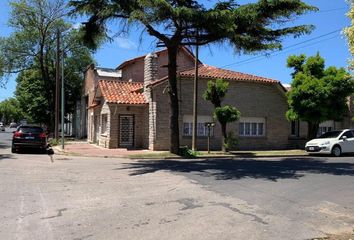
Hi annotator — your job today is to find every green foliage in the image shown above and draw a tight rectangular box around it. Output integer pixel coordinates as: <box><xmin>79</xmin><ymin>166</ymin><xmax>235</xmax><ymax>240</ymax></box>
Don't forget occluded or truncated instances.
<box><xmin>224</xmin><ymin>132</ymin><xmax>238</xmax><ymax>151</ymax></box>
<box><xmin>344</xmin><ymin>2</ymin><xmax>354</xmax><ymax>69</ymax></box>
<box><xmin>70</xmin><ymin>0</ymin><xmax>316</xmax><ymax>153</ymax></box>
<box><xmin>213</xmin><ymin>105</ymin><xmax>240</xmax><ymax>125</ymax></box>
<box><xmin>179</xmin><ymin>146</ymin><xmax>198</xmax><ymax>159</ymax></box>
<box><xmin>203</xmin><ymin>79</ymin><xmax>229</xmax><ymax>107</ymax></box>
<box><xmin>286</xmin><ymin>53</ymin><xmax>354</xmax><ymax>138</ymax></box>
<box><xmin>48</xmin><ymin>138</ymin><xmax>66</xmax><ymax>146</ymax></box>
<box><xmin>0</xmin><ymin>98</ymin><xmax>24</xmax><ymax>124</ymax></box>
<box><xmin>204</xmin><ymin>79</ymin><xmax>240</xmax><ymax>152</ymax></box>
<box><xmin>70</xmin><ymin>0</ymin><xmax>316</xmax><ymax>52</ymax></box>
<box><xmin>0</xmin><ymin>0</ymin><xmax>94</xmax><ymax>129</ymax></box>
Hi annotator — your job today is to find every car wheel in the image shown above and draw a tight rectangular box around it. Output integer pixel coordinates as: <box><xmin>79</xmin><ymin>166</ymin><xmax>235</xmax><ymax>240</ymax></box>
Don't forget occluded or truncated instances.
<box><xmin>331</xmin><ymin>146</ymin><xmax>342</xmax><ymax>157</ymax></box>
<box><xmin>11</xmin><ymin>146</ymin><xmax>16</xmax><ymax>153</ymax></box>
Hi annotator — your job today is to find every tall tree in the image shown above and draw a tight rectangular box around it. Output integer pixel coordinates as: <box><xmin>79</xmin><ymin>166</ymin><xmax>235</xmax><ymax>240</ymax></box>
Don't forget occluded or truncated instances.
<box><xmin>286</xmin><ymin>53</ymin><xmax>354</xmax><ymax>139</ymax></box>
<box><xmin>203</xmin><ymin>79</ymin><xmax>240</xmax><ymax>152</ymax></box>
<box><xmin>70</xmin><ymin>0</ymin><xmax>316</xmax><ymax>153</ymax></box>
<box><xmin>0</xmin><ymin>0</ymin><xmax>93</xmax><ymax>130</ymax></box>
<box><xmin>345</xmin><ymin>1</ymin><xmax>354</xmax><ymax>69</ymax></box>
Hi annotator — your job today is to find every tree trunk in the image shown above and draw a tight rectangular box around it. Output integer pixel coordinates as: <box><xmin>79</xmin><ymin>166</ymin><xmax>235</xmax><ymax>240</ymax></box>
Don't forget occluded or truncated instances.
<box><xmin>221</xmin><ymin>123</ymin><xmax>227</xmax><ymax>152</ymax></box>
<box><xmin>307</xmin><ymin>122</ymin><xmax>319</xmax><ymax>140</ymax></box>
<box><xmin>167</xmin><ymin>46</ymin><xmax>180</xmax><ymax>154</ymax></box>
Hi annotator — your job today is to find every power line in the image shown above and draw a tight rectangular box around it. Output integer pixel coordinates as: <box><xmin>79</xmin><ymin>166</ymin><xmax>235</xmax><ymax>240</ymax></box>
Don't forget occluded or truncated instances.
<box><xmin>229</xmin><ymin>35</ymin><xmax>340</xmax><ymax>68</ymax></box>
<box><xmin>220</xmin><ymin>29</ymin><xmax>342</xmax><ymax>68</ymax></box>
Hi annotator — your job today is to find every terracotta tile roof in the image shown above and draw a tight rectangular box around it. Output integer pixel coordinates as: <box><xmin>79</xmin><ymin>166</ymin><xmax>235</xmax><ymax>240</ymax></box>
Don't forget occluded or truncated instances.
<box><xmin>180</xmin><ymin>65</ymin><xmax>279</xmax><ymax>83</ymax></box>
<box><xmin>98</xmin><ymin>80</ymin><xmax>147</xmax><ymax>105</ymax></box>
<box><xmin>148</xmin><ymin>64</ymin><xmax>279</xmax><ymax>87</ymax></box>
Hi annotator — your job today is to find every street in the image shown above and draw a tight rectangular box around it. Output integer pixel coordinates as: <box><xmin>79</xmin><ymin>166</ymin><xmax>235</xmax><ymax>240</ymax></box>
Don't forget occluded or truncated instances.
<box><xmin>0</xmin><ymin>131</ymin><xmax>354</xmax><ymax>240</ymax></box>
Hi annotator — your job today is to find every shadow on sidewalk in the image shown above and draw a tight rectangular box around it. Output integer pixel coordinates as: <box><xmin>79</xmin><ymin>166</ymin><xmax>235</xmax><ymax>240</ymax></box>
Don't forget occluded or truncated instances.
<box><xmin>117</xmin><ymin>157</ymin><xmax>354</xmax><ymax>181</ymax></box>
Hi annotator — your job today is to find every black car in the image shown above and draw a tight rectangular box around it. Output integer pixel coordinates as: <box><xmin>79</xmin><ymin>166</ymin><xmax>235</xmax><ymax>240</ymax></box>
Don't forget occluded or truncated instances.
<box><xmin>11</xmin><ymin>126</ymin><xmax>47</xmax><ymax>153</ymax></box>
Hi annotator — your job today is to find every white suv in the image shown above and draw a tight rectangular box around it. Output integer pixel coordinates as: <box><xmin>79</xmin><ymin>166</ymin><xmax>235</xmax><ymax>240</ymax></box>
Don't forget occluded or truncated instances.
<box><xmin>305</xmin><ymin>129</ymin><xmax>354</xmax><ymax>157</ymax></box>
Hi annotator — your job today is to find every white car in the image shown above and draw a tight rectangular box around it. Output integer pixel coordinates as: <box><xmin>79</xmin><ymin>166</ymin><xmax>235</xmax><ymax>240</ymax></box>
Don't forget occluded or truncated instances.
<box><xmin>305</xmin><ymin>129</ymin><xmax>354</xmax><ymax>157</ymax></box>
<box><xmin>0</xmin><ymin>122</ymin><xmax>5</xmax><ymax>132</ymax></box>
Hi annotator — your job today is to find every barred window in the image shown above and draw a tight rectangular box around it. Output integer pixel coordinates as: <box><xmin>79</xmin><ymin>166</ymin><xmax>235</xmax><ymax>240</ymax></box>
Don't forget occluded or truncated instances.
<box><xmin>238</xmin><ymin>117</ymin><xmax>265</xmax><ymax>137</ymax></box>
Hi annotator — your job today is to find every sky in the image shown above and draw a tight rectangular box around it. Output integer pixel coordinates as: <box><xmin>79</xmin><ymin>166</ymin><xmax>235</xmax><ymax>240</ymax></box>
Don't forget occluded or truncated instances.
<box><xmin>0</xmin><ymin>0</ymin><xmax>352</xmax><ymax>101</ymax></box>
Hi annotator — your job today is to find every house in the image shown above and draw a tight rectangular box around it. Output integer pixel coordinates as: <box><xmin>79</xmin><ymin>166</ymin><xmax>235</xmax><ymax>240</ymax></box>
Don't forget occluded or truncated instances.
<box><xmin>79</xmin><ymin>47</ymin><xmax>305</xmax><ymax>151</ymax></box>
<box><xmin>75</xmin><ymin>65</ymin><xmax>122</xmax><ymax>139</ymax></box>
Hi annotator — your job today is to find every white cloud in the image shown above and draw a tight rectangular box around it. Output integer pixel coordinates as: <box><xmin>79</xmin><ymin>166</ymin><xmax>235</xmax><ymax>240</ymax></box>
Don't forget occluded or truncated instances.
<box><xmin>115</xmin><ymin>37</ymin><xmax>137</xmax><ymax>50</ymax></box>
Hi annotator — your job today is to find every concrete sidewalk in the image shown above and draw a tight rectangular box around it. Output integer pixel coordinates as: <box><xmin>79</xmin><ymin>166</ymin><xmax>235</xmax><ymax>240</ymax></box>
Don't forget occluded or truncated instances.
<box><xmin>54</xmin><ymin>142</ymin><xmax>159</xmax><ymax>158</ymax></box>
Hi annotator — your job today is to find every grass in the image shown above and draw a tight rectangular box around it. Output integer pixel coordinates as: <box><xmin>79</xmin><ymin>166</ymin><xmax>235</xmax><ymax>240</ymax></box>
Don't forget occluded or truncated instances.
<box><xmin>128</xmin><ymin>151</ymin><xmax>180</xmax><ymax>159</ymax></box>
<box><xmin>128</xmin><ymin>149</ymin><xmax>307</xmax><ymax>159</ymax></box>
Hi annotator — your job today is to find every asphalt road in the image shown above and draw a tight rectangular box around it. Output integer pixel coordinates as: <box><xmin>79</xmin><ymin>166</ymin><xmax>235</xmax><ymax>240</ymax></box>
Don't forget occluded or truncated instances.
<box><xmin>0</xmin><ymin>139</ymin><xmax>353</xmax><ymax>239</ymax></box>
<box><xmin>0</xmin><ymin>127</ymin><xmax>13</xmax><ymax>149</ymax></box>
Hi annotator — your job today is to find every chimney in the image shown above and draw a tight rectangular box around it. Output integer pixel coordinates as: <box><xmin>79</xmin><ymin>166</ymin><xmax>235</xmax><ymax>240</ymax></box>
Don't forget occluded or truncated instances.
<box><xmin>144</xmin><ymin>52</ymin><xmax>158</xmax><ymax>94</ymax></box>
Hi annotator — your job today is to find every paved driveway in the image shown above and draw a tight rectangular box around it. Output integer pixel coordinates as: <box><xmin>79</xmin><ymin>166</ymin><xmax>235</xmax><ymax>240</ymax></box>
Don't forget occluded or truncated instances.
<box><xmin>0</xmin><ymin>147</ymin><xmax>353</xmax><ymax>240</ymax></box>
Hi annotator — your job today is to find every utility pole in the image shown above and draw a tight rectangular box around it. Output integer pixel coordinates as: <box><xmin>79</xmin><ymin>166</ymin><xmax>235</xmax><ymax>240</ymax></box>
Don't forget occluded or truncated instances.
<box><xmin>192</xmin><ymin>30</ymin><xmax>199</xmax><ymax>151</ymax></box>
<box><xmin>61</xmin><ymin>39</ymin><xmax>65</xmax><ymax>149</ymax></box>
<box><xmin>55</xmin><ymin>29</ymin><xmax>60</xmax><ymax>140</ymax></box>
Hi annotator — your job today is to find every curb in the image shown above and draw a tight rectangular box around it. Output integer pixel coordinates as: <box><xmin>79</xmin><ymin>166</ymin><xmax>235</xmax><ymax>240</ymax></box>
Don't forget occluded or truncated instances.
<box><xmin>53</xmin><ymin>146</ymin><xmax>309</xmax><ymax>159</ymax></box>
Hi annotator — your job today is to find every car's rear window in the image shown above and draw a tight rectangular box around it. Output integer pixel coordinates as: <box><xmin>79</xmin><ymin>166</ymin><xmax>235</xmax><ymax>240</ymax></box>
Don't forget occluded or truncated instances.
<box><xmin>19</xmin><ymin>126</ymin><xmax>43</xmax><ymax>134</ymax></box>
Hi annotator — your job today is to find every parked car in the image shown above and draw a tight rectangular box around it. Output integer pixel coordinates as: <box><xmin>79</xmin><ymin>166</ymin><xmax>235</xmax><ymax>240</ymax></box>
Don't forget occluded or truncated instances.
<box><xmin>0</xmin><ymin>122</ymin><xmax>5</xmax><ymax>131</ymax></box>
<box><xmin>11</xmin><ymin>125</ymin><xmax>47</xmax><ymax>153</ymax></box>
<box><xmin>305</xmin><ymin>129</ymin><xmax>354</xmax><ymax>157</ymax></box>
<box><xmin>10</xmin><ymin>122</ymin><xmax>17</xmax><ymax>128</ymax></box>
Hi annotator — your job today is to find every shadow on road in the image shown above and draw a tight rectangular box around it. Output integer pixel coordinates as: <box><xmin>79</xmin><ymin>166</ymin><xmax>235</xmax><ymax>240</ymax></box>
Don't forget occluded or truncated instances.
<box><xmin>0</xmin><ymin>154</ymin><xmax>14</xmax><ymax>160</ymax></box>
<box><xmin>118</xmin><ymin>158</ymin><xmax>354</xmax><ymax>181</ymax></box>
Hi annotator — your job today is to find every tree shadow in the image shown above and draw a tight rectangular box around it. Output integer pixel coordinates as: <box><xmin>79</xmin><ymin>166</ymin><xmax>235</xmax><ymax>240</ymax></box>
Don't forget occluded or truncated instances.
<box><xmin>117</xmin><ymin>157</ymin><xmax>354</xmax><ymax>181</ymax></box>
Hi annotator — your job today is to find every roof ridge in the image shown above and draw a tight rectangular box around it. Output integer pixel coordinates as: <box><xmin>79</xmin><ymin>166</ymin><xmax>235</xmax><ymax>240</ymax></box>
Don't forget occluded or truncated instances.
<box><xmin>180</xmin><ymin>64</ymin><xmax>279</xmax><ymax>83</ymax></box>
<box><xmin>98</xmin><ymin>79</ymin><xmax>143</xmax><ymax>85</ymax></box>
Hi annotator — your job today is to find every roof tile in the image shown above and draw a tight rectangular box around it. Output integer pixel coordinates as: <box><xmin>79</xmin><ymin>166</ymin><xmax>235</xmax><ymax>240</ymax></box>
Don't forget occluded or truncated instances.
<box><xmin>180</xmin><ymin>65</ymin><xmax>279</xmax><ymax>83</ymax></box>
<box><xmin>98</xmin><ymin>80</ymin><xmax>147</xmax><ymax>105</ymax></box>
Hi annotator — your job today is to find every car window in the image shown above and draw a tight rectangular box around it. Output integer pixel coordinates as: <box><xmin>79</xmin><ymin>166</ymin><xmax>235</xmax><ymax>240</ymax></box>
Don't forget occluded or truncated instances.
<box><xmin>19</xmin><ymin>126</ymin><xmax>43</xmax><ymax>134</ymax></box>
<box><xmin>341</xmin><ymin>130</ymin><xmax>354</xmax><ymax>138</ymax></box>
<box><xmin>318</xmin><ymin>131</ymin><xmax>342</xmax><ymax>138</ymax></box>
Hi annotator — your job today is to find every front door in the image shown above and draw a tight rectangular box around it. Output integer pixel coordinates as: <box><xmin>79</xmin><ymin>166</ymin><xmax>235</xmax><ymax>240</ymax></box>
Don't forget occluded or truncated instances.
<box><xmin>119</xmin><ymin>115</ymin><xmax>134</xmax><ymax>148</ymax></box>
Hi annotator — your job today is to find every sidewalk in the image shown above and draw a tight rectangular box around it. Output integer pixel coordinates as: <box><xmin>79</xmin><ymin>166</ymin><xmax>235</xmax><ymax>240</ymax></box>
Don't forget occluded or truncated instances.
<box><xmin>53</xmin><ymin>142</ymin><xmax>307</xmax><ymax>159</ymax></box>
<box><xmin>53</xmin><ymin>142</ymin><xmax>160</xmax><ymax>158</ymax></box>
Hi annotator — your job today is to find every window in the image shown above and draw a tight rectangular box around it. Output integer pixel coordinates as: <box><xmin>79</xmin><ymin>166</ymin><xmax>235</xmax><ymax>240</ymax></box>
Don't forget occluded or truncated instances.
<box><xmin>341</xmin><ymin>130</ymin><xmax>354</xmax><ymax>139</ymax></box>
<box><xmin>238</xmin><ymin>117</ymin><xmax>265</xmax><ymax>137</ymax></box>
<box><xmin>317</xmin><ymin>120</ymin><xmax>335</xmax><ymax>137</ymax></box>
<box><xmin>101</xmin><ymin>114</ymin><xmax>108</xmax><ymax>134</ymax></box>
<box><xmin>291</xmin><ymin>120</ymin><xmax>300</xmax><ymax>137</ymax></box>
<box><xmin>183</xmin><ymin>115</ymin><xmax>213</xmax><ymax>137</ymax></box>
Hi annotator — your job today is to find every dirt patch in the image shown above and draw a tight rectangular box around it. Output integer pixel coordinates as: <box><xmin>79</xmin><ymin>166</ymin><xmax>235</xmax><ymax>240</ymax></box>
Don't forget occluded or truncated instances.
<box><xmin>312</xmin><ymin>231</ymin><xmax>354</xmax><ymax>240</ymax></box>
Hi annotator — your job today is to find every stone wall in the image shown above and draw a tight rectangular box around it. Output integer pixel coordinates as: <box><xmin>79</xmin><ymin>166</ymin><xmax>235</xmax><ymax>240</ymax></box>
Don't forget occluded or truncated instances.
<box><xmin>107</xmin><ymin>104</ymin><xmax>148</xmax><ymax>149</ymax></box>
<box><xmin>151</xmin><ymin>78</ymin><xmax>291</xmax><ymax>150</ymax></box>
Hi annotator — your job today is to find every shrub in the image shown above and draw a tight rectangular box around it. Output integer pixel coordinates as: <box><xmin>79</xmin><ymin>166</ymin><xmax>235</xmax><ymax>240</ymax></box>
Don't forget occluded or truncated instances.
<box><xmin>179</xmin><ymin>146</ymin><xmax>199</xmax><ymax>158</ymax></box>
<box><xmin>224</xmin><ymin>132</ymin><xmax>238</xmax><ymax>151</ymax></box>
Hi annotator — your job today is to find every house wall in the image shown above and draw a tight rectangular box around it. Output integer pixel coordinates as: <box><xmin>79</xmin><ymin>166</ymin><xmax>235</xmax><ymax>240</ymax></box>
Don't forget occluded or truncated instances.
<box><xmin>84</xmin><ymin>66</ymin><xmax>122</xmax><ymax>142</ymax></box>
<box><xmin>105</xmin><ymin>104</ymin><xmax>148</xmax><ymax>149</ymax></box>
<box><xmin>120</xmin><ymin>49</ymin><xmax>195</xmax><ymax>82</ymax></box>
<box><xmin>151</xmin><ymin>78</ymin><xmax>290</xmax><ymax>150</ymax></box>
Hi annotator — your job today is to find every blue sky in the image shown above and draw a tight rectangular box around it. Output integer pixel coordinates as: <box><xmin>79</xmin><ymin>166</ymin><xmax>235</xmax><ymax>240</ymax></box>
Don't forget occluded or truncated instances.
<box><xmin>0</xmin><ymin>0</ymin><xmax>351</xmax><ymax>101</ymax></box>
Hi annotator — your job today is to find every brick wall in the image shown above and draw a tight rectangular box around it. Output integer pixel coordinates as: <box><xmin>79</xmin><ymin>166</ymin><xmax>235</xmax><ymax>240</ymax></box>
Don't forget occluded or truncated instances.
<box><xmin>151</xmin><ymin>78</ymin><xmax>291</xmax><ymax>150</ymax></box>
<box><xmin>120</xmin><ymin>48</ymin><xmax>195</xmax><ymax>82</ymax></box>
